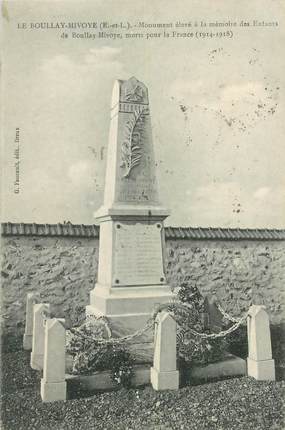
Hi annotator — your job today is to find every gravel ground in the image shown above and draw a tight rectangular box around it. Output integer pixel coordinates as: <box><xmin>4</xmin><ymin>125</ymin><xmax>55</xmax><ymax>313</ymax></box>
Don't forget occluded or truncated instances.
<box><xmin>1</xmin><ymin>351</ymin><xmax>284</xmax><ymax>430</ymax></box>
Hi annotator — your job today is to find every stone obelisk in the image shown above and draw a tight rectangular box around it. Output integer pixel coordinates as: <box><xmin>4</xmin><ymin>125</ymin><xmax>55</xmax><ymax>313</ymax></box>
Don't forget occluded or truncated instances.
<box><xmin>86</xmin><ymin>77</ymin><xmax>174</xmax><ymax>361</ymax></box>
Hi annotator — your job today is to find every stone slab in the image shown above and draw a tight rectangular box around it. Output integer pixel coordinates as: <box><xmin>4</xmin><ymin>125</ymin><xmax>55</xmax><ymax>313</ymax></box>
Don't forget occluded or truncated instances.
<box><xmin>189</xmin><ymin>354</ymin><xmax>246</xmax><ymax>381</ymax></box>
<box><xmin>65</xmin><ymin>355</ymin><xmax>248</xmax><ymax>393</ymax></box>
<box><xmin>66</xmin><ymin>365</ymin><xmax>150</xmax><ymax>391</ymax></box>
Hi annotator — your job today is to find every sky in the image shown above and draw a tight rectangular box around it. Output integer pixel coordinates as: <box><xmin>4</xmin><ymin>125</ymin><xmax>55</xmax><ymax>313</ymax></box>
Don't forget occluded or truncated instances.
<box><xmin>2</xmin><ymin>0</ymin><xmax>285</xmax><ymax>228</ymax></box>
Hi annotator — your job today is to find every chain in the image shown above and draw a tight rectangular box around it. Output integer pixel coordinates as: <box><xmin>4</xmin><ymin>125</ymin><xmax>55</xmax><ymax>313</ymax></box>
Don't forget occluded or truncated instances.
<box><xmin>69</xmin><ymin>299</ymin><xmax>248</xmax><ymax>345</ymax></box>
<box><xmin>85</xmin><ymin>314</ymin><xmax>112</xmax><ymax>338</ymax></box>
<box><xmin>151</xmin><ymin>300</ymin><xmax>248</xmax><ymax>340</ymax></box>
<box><xmin>95</xmin><ymin>318</ymin><xmax>154</xmax><ymax>345</ymax></box>
<box><xmin>183</xmin><ymin>314</ymin><xmax>247</xmax><ymax>339</ymax></box>
<box><xmin>70</xmin><ymin>315</ymin><xmax>154</xmax><ymax>345</ymax></box>
<box><xmin>216</xmin><ymin>302</ymin><xmax>241</xmax><ymax>323</ymax></box>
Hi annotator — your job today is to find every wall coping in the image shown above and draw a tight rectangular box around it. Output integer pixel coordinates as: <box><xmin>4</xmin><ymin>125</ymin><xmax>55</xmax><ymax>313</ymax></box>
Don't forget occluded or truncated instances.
<box><xmin>1</xmin><ymin>222</ymin><xmax>285</xmax><ymax>241</ymax></box>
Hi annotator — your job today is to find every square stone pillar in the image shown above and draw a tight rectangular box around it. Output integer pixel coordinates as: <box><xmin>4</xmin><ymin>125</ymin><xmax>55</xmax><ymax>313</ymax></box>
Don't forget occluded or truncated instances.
<box><xmin>30</xmin><ymin>303</ymin><xmax>50</xmax><ymax>370</ymax></box>
<box><xmin>247</xmin><ymin>305</ymin><xmax>275</xmax><ymax>380</ymax></box>
<box><xmin>23</xmin><ymin>292</ymin><xmax>39</xmax><ymax>350</ymax></box>
<box><xmin>41</xmin><ymin>318</ymin><xmax>67</xmax><ymax>402</ymax></box>
<box><xmin>150</xmin><ymin>311</ymin><xmax>179</xmax><ymax>390</ymax></box>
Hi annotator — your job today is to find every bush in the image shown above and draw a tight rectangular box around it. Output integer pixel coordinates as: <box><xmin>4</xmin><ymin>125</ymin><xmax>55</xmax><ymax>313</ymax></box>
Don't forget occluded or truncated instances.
<box><xmin>66</xmin><ymin>317</ymin><xmax>134</xmax><ymax>388</ymax></box>
<box><xmin>226</xmin><ymin>324</ymin><xmax>248</xmax><ymax>359</ymax></box>
<box><xmin>108</xmin><ymin>348</ymin><xmax>134</xmax><ymax>388</ymax></box>
<box><xmin>175</xmin><ymin>280</ymin><xmax>228</xmax><ymax>366</ymax></box>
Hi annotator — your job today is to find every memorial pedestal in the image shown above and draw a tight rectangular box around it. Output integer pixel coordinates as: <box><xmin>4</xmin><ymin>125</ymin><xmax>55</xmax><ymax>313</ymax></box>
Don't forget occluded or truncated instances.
<box><xmin>86</xmin><ymin>212</ymin><xmax>175</xmax><ymax>362</ymax></box>
<box><xmin>87</xmin><ymin>285</ymin><xmax>174</xmax><ymax>360</ymax></box>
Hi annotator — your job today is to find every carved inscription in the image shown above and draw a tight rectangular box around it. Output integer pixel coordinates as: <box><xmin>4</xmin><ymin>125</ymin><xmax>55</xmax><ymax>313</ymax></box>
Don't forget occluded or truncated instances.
<box><xmin>113</xmin><ymin>223</ymin><xmax>165</xmax><ymax>286</ymax></box>
<box><xmin>119</xmin><ymin>103</ymin><xmax>149</xmax><ymax>114</ymax></box>
<box><xmin>119</xmin><ymin>175</ymin><xmax>157</xmax><ymax>203</ymax></box>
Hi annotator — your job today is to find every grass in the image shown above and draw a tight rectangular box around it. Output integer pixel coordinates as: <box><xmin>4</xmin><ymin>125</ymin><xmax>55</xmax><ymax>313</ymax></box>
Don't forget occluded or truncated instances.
<box><xmin>1</xmin><ymin>349</ymin><xmax>284</xmax><ymax>430</ymax></box>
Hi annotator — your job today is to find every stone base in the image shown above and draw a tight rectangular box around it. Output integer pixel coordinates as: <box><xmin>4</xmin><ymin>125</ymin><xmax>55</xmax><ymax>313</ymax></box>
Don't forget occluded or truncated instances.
<box><xmin>86</xmin><ymin>305</ymin><xmax>154</xmax><ymax>342</ymax></box>
<box><xmin>41</xmin><ymin>379</ymin><xmax>67</xmax><ymax>402</ymax></box>
<box><xmin>150</xmin><ymin>367</ymin><xmax>179</xmax><ymax>390</ymax></box>
<box><xmin>65</xmin><ymin>356</ymin><xmax>246</xmax><ymax>394</ymax></box>
<box><xmin>31</xmin><ymin>353</ymin><xmax>43</xmax><ymax>370</ymax></box>
<box><xmin>66</xmin><ymin>365</ymin><xmax>150</xmax><ymax>392</ymax></box>
<box><xmin>190</xmin><ymin>354</ymin><xmax>246</xmax><ymax>381</ymax></box>
<box><xmin>89</xmin><ymin>284</ymin><xmax>175</xmax><ymax>317</ymax></box>
<box><xmin>247</xmin><ymin>357</ymin><xmax>275</xmax><ymax>381</ymax></box>
<box><xmin>87</xmin><ymin>305</ymin><xmax>154</xmax><ymax>363</ymax></box>
<box><xmin>23</xmin><ymin>334</ymin><xmax>32</xmax><ymax>351</ymax></box>
<box><xmin>86</xmin><ymin>284</ymin><xmax>176</xmax><ymax>363</ymax></box>
<box><xmin>87</xmin><ymin>284</ymin><xmax>175</xmax><ymax>363</ymax></box>
<box><xmin>88</xmin><ymin>283</ymin><xmax>175</xmax><ymax>337</ymax></box>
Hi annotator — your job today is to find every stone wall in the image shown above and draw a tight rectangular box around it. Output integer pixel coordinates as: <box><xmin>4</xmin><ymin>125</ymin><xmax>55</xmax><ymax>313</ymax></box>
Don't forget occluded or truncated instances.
<box><xmin>1</xmin><ymin>230</ymin><xmax>285</xmax><ymax>335</ymax></box>
<box><xmin>166</xmin><ymin>239</ymin><xmax>285</xmax><ymax>323</ymax></box>
<box><xmin>1</xmin><ymin>236</ymin><xmax>98</xmax><ymax>335</ymax></box>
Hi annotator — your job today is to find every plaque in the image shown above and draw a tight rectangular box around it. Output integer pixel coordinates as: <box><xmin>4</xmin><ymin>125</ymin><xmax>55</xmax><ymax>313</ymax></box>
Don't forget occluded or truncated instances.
<box><xmin>113</xmin><ymin>222</ymin><xmax>165</xmax><ymax>286</ymax></box>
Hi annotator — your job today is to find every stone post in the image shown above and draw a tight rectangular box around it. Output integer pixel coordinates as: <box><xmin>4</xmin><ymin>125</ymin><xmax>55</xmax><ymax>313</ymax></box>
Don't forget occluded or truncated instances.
<box><xmin>150</xmin><ymin>311</ymin><xmax>179</xmax><ymax>390</ymax></box>
<box><xmin>23</xmin><ymin>293</ymin><xmax>39</xmax><ymax>350</ymax></box>
<box><xmin>202</xmin><ymin>296</ymin><xmax>224</xmax><ymax>333</ymax></box>
<box><xmin>41</xmin><ymin>318</ymin><xmax>67</xmax><ymax>402</ymax></box>
<box><xmin>30</xmin><ymin>303</ymin><xmax>50</xmax><ymax>370</ymax></box>
<box><xmin>247</xmin><ymin>305</ymin><xmax>275</xmax><ymax>380</ymax></box>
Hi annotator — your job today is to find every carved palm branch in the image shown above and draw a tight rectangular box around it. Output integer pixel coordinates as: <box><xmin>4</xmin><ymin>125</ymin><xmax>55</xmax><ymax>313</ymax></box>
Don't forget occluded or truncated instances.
<box><xmin>121</xmin><ymin>108</ymin><xmax>145</xmax><ymax>178</ymax></box>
